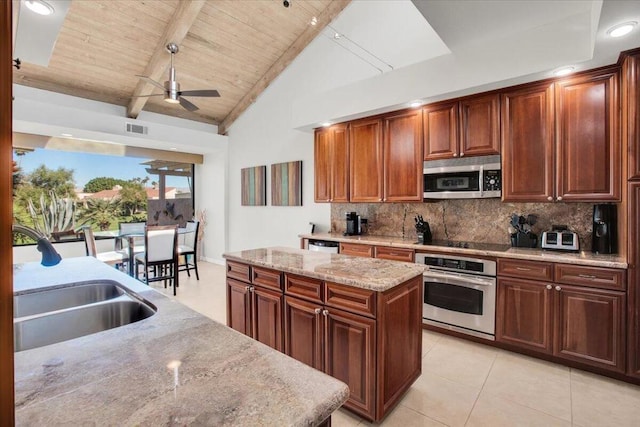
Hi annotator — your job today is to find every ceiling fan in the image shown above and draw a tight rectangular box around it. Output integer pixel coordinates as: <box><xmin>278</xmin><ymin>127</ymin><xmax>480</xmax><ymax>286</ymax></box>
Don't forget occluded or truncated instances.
<box><xmin>134</xmin><ymin>42</ymin><xmax>220</xmax><ymax>112</ymax></box>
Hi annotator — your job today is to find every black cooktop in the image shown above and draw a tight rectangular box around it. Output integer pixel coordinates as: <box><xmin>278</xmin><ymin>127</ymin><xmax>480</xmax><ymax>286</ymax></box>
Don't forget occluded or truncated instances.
<box><xmin>414</xmin><ymin>239</ymin><xmax>511</xmax><ymax>252</ymax></box>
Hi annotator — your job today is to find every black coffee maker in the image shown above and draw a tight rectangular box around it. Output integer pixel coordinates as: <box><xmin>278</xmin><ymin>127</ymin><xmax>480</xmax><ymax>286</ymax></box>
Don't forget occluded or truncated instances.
<box><xmin>592</xmin><ymin>204</ymin><xmax>617</xmax><ymax>254</ymax></box>
<box><xmin>345</xmin><ymin>212</ymin><xmax>361</xmax><ymax>236</ymax></box>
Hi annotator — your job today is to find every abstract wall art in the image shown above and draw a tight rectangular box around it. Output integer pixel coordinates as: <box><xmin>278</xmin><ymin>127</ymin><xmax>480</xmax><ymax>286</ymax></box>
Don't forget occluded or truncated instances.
<box><xmin>271</xmin><ymin>160</ymin><xmax>302</xmax><ymax>206</ymax></box>
<box><xmin>241</xmin><ymin>165</ymin><xmax>266</xmax><ymax>206</ymax></box>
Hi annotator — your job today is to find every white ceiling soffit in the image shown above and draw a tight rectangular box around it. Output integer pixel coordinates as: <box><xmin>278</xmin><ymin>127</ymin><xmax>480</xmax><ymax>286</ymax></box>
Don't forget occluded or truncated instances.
<box><xmin>14</xmin><ymin>0</ymin><xmax>71</xmax><ymax>66</ymax></box>
<box><xmin>326</xmin><ymin>0</ymin><xmax>450</xmax><ymax>73</ymax></box>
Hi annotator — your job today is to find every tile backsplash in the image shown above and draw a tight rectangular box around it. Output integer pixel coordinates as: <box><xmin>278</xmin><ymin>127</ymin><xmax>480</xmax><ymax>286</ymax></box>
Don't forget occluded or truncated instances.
<box><xmin>331</xmin><ymin>200</ymin><xmax>598</xmax><ymax>250</ymax></box>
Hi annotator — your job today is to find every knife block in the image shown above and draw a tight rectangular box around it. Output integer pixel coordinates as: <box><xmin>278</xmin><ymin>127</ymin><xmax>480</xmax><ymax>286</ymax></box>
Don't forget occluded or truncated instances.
<box><xmin>510</xmin><ymin>232</ymin><xmax>537</xmax><ymax>248</ymax></box>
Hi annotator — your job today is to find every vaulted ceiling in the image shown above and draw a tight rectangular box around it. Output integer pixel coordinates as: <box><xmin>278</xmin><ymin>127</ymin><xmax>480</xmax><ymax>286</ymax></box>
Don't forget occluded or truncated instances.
<box><xmin>12</xmin><ymin>0</ymin><xmax>349</xmax><ymax>134</ymax></box>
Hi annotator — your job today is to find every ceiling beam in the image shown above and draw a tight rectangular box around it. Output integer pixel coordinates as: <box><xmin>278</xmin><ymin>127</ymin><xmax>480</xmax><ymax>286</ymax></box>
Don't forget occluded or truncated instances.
<box><xmin>127</xmin><ymin>0</ymin><xmax>206</xmax><ymax>119</ymax></box>
<box><xmin>217</xmin><ymin>0</ymin><xmax>351</xmax><ymax>135</ymax></box>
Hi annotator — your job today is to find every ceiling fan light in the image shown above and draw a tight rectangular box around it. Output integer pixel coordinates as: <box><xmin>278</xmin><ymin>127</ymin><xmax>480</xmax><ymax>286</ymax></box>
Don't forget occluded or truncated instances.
<box><xmin>164</xmin><ymin>98</ymin><xmax>180</xmax><ymax>104</ymax></box>
<box><xmin>607</xmin><ymin>21</ymin><xmax>637</xmax><ymax>38</ymax></box>
<box><xmin>24</xmin><ymin>0</ymin><xmax>55</xmax><ymax>16</ymax></box>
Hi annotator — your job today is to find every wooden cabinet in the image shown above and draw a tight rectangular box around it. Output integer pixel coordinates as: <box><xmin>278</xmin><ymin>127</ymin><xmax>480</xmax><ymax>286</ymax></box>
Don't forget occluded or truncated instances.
<box><xmin>501</xmin><ymin>83</ymin><xmax>555</xmax><ymax>202</ymax></box>
<box><xmin>423</xmin><ymin>94</ymin><xmax>500</xmax><ymax>161</ymax></box>
<box><xmin>383</xmin><ymin>109</ymin><xmax>423</xmax><ymax>201</ymax></box>
<box><xmin>624</xmin><ymin>52</ymin><xmax>640</xmax><ymax>180</ymax></box>
<box><xmin>502</xmin><ymin>68</ymin><xmax>621</xmax><ymax>203</ymax></box>
<box><xmin>226</xmin><ymin>263</ymin><xmax>284</xmax><ymax>352</ymax></box>
<box><xmin>497</xmin><ymin>259</ymin><xmax>626</xmax><ymax>372</ymax></box>
<box><xmin>340</xmin><ymin>242</ymin><xmax>374</xmax><ymax>258</ymax></box>
<box><xmin>284</xmin><ymin>296</ymin><xmax>323</xmax><ymax>370</ymax></box>
<box><xmin>349</xmin><ymin>118</ymin><xmax>384</xmax><ymax>202</ymax></box>
<box><xmin>314</xmin><ymin>124</ymin><xmax>349</xmax><ymax>203</ymax></box>
<box><xmin>555</xmin><ymin>69</ymin><xmax>620</xmax><ymax>201</ymax></box>
<box><xmin>374</xmin><ymin>246</ymin><xmax>414</xmax><ymax>262</ymax></box>
<box><xmin>628</xmin><ymin>182</ymin><xmax>640</xmax><ymax>378</ymax></box>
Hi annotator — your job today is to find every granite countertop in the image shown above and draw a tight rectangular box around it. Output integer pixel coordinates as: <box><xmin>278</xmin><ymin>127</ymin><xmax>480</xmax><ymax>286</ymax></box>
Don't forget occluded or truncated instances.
<box><xmin>14</xmin><ymin>257</ymin><xmax>349</xmax><ymax>426</ymax></box>
<box><xmin>223</xmin><ymin>246</ymin><xmax>426</xmax><ymax>292</ymax></box>
<box><xmin>299</xmin><ymin>233</ymin><xmax>628</xmax><ymax>269</ymax></box>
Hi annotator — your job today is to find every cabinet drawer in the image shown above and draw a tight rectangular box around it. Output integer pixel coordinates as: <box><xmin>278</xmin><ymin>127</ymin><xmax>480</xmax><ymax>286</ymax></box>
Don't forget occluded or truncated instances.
<box><xmin>325</xmin><ymin>281</ymin><xmax>376</xmax><ymax>318</ymax></box>
<box><xmin>227</xmin><ymin>261</ymin><xmax>251</xmax><ymax>282</ymax></box>
<box><xmin>555</xmin><ymin>264</ymin><xmax>626</xmax><ymax>291</ymax></box>
<box><xmin>252</xmin><ymin>266</ymin><xmax>283</xmax><ymax>291</ymax></box>
<box><xmin>285</xmin><ymin>274</ymin><xmax>324</xmax><ymax>304</ymax></box>
<box><xmin>375</xmin><ymin>246</ymin><xmax>414</xmax><ymax>262</ymax></box>
<box><xmin>340</xmin><ymin>243</ymin><xmax>374</xmax><ymax>258</ymax></box>
<box><xmin>498</xmin><ymin>259</ymin><xmax>554</xmax><ymax>281</ymax></box>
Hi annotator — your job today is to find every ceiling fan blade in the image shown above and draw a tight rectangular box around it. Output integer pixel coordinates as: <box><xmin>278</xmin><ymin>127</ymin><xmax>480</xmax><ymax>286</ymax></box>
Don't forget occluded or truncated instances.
<box><xmin>135</xmin><ymin>75</ymin><xmax>165</xmax><ymax>91</ymax></box>
<box><xmin>131</xmin><ymin>94</ymin><xmax>165</xmax><ymax>98</ymax></box>
<box><xmin>178</xmin><ymin>89</ymin><xmax>220</xmax><ymax>97</ymax></box>
<box><xmin>179</xmin><ymin>96</ymin><xmax>199</xmax><ymax>112</ymax></box>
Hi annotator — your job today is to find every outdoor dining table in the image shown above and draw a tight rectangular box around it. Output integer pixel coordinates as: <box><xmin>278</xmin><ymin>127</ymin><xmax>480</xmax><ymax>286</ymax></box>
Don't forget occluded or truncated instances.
<box><xmin>94</xmin><ymin>227</ymin><xmax>192</xmax><ymax>277</ymax></box>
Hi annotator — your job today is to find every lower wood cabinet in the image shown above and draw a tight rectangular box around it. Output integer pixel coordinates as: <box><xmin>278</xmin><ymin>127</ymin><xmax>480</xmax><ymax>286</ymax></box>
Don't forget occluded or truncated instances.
<box><xmin>339</xmin><ymin>242</ymin><xmax>374</xmax><ymax>257</ymax></box>
<box><xmin>497</xmin><ymin>261</ymin><xmax>626</xmax><ymax>373</ymax></box>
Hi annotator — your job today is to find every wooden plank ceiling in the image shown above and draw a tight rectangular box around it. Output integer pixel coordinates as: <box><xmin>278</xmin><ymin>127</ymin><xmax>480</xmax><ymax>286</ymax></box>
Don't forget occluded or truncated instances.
<box><xmin>13</xmin><ymin>0</ymin><xmax>350</xmax><ymax>134</ymax></box>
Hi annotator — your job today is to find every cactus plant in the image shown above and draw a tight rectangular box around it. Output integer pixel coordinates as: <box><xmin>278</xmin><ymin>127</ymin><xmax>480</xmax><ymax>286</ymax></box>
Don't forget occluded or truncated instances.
<box><xmin>27</xmin><ymin>191</ymin><xmax>77</xmax><ymax>239</ymax></box>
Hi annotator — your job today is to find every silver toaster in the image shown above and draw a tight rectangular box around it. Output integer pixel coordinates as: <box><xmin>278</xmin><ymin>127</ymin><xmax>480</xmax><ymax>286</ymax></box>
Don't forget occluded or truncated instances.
<box><xmin>541</xmin><ymin>227</ymin><xmax>579</xmax><ymax>252</ymax></box>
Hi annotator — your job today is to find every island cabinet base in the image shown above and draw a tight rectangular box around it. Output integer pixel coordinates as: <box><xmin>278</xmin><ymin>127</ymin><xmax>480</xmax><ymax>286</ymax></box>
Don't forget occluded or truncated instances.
<box><xmin>226</xmin><ymin>260</ymin><xmax>423</xmax><ymax>423</ymax></box>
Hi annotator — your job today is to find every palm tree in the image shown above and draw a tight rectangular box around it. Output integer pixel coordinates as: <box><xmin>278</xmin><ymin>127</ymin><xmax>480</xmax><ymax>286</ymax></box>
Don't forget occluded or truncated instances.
<box><xmin>78</xmin><ymin>197</ymin><xmax>122</xmax><ymax>231</ymax></box>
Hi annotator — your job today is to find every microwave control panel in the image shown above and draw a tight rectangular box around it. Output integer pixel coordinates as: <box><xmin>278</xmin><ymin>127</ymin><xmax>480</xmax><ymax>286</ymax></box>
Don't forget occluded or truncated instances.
<box><xmin>483</xmin><ymin>170</ymin><xmax>501</xmax><ymax>191</ymax></box>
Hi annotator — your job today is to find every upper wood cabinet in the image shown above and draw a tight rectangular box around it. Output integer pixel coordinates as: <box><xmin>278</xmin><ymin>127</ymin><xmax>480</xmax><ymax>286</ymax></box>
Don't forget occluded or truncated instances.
<box><xmin>624</xmin><ymin>52</ymin><xmax>640</xmax><ymax>180</ymax></box>
<box><xmin>502</xmin><ymin>68</ymin><xmax>621</xmax><ymax>203</ymax></box>
<box><xmin>383</xmin><ymin>109</ymin><xmax>423</xmax><ymax>202</ymax></box>
<box><xmin>349</xmin><ymin>118</ymin><xmax>384</xmax><ymax>202</ymax></box>
<box><xmin>501</xmin><ymin>82</ymin><xmax>555</xmax><ymax>202</ymax></box>
<box><xmin>423</xmin><ymin>94</ymin><xmax>500</xmax><ymax>161</ymax></box>
<box><xmin>555</xmin><ymin>69</ymin><xmax>620</xmax><ymax>202</ymax></box>
<box><xmin>314</xmin><ymin>124</ymin><xmax>349</xmax><ymax>203</ymax></box>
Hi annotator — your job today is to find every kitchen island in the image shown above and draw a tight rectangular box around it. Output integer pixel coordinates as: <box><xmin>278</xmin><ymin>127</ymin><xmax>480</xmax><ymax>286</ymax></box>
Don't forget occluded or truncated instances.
<box><xmin>222</xmin><ymin>246</ymin><xmax>425</xmax><ymax>422</ymax></box>
<box><xmin>13</xmin><ymin>257</ymin><xmax>349</xmax><ymax>426</ymax></box>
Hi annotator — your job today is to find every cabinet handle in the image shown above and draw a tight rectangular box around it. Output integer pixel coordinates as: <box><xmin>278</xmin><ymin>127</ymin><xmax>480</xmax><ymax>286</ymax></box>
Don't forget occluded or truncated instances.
<box><xmin>249</xmin><ymin>286</ymin><xmax>255</xmax><ymax>292</ymax></box>
<box><xmin>547</xmin><ymin>196</ymin><xmax>553</xmax><ymax>201</ymax></box>
<box><xmin>546</xmin><ymin>284</ymin><xmax>552</xmax><ymax>290</ymax></box>
<box><xmin>516</xmin><ymin>267</ymin><xmax>530</xmax><ymax>271</ymax></box>
<box><xmin>556</xmin><ymin>196</ymin><xmax>563</xmax><ymax>201</ymax></box>
<box><xmin>322</xmin><ymin>309</ymin><xmax>329</xmax><ymax>316</ymax></box>
<box><xmin>314</xmin><ymin>308</ymin><xmax>321</xmax><ymax>315</ymax></box>
<box><xmin>555</xmin><ymin>286</ymin><xmax>562</xmax><ymax>291</ymax></box>
<box><xmin>453</xmin><ymin>153</ymin><xmax>458</xmax><ymax>157</ymax></box>
<box><xmin>578</xmin><ymin>274</ymin><xmax>598</xmax><ymax>279</ymax></box>
<box><xmin>245</xmin><ymin>286</ymin><xmax>251</xmax><ymax>291</ymax></box>
<box><xmin>459</xmin><ymin>152</ymin><xmax>464</xmax><ymax>157</ymax></box>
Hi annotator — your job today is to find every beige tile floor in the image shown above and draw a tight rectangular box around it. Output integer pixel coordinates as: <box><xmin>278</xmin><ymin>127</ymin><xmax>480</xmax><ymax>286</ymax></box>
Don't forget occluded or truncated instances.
<box><xmin>153</xmin><ymin>261</ymin><xmax>640</xmax><ymax>427</ymax></box>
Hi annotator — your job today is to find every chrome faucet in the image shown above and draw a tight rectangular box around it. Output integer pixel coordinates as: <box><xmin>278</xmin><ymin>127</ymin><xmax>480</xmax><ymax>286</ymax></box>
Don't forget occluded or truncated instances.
<box><xmin>12</xmin><ymin>224</ymin><xmax>62</xmax><ymax>266</ymax></box>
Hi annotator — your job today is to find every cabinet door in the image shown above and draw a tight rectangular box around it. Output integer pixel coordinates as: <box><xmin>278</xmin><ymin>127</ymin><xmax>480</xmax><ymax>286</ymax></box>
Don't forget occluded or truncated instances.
<box><xmin>459</xmin><ymin>93</ymin><xmax>500</xmax><ymax>157</ymax></box>
<box><xmin>331</xmin><ymin>124</ymin><xmax>350</xmax><ymax>202</ymax></box>
<box><xmin>339</xmin><ymin>242</ymin><xmax>374</xmax><ymax>258</ymax></box>
<box><xmin>383</xmin><ymin>109</ymin><xmax>423</xmax><ymax>202</ymax></box>
<box><xmin>625</xmin><ymin>54</ymin><xmax>640</xmax><ymax>180</ymax></box>
<box><xmin>555</xmin><ymin>69</ymin><xmax>620</xmax><ymax>201</ymax></box>
<box><xmin>252</xmin><ymin>286</ymin><xmax>283</xmax><ymax>352</ymax></box>
<box><xmin>501</xmin><ymin>83</ymin><xmax>555</xmax><ymax>202</ymax></box>
<box><xmin>423</xmin><ymin>101</ymin><xmax>458</xmax><ymax>160</ymax></box>
<box><xmin>496</xmin><ymin>278</ymin><xmax>553</xmax><ymax>354</ymax></box>
<box><xmin>227</xmin><ymin>278</ymin><xmax>252</xmax><ymax>337</ymax></box>
<box><xmin>284</xmin><ymin>296</ymin><xmax>324</xmax><ymax>370</ymax></box>
<box><xmin>628</xmin><ymin>182</ymin><xmax>640</xmax><ymax>377</ymax></box>
<box><xmin>314</xmin><ymin>128</ymin><xmax>331</xmax><ymax>202</ymax></box>
<box><xmin>350</xmin><ymin>118</ymin><xmax>383</xmax><ymax>202</ymax></box>
<box><xmin>554</xmin><ymin>285</ymin><xmax>625</xmax><ymax>372</ymax></box>
<box><xmin>325</xmin><ymin>307</ymin><xmax>376</xmax><ymax>420</ymax></box>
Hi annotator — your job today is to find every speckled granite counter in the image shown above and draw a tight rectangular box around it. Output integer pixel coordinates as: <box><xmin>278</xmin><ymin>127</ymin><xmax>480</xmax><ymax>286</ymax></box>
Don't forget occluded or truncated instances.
<box><xmin>299</xmin><ymin>233</ymin><xmax>628</xmax><ymax>269</ymax></box>
<box><xmin>222</xmin><ymin>246</ymin><xmax>425</xmax><ymax>291</ymax></box>
<box><xmin>14</xmin><ymin>257</ymin><xmax>349</xmax><ymax>426</ymax></box>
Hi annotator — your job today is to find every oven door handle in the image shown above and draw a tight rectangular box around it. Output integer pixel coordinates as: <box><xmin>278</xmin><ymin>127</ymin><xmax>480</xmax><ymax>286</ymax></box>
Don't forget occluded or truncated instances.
<box><xmin>423</xmin><ymin>270</ymin><xmax>494</xmax><ymax>287</ymax></box>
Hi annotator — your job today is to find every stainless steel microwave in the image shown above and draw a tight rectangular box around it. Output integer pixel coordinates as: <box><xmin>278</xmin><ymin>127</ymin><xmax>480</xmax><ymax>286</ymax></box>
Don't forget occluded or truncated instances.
<box><xmin>423</xmin><ymin>155</ymin><xmax>501</xmax><ymax>199</ymax></box>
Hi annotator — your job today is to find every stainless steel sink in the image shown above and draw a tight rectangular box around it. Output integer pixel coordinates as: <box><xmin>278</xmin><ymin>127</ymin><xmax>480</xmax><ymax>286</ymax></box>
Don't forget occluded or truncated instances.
<box><xmin>14</xmin><ymin>281</ymin><xmax>125</xmax><ymax>317</ymax></box>
<box><xmin>14</xmin><ymin>283</ymin><xmax>156</xmax><ymax>352</ymax></box>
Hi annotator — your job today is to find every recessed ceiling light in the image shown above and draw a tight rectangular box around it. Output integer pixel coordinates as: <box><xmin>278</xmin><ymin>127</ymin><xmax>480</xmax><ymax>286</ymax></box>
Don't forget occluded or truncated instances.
<box><xmin>409</xmin><ymin>101</ymin><xmax>423</xmax><ymax>108</ymax></box>
<box><xmin>169</xmin><ymin>147</ymin><xmax>177</xmax><ymax>151</ymax></box>
<box><xmin>334</xmin><ymin>33</ymin><xmax>341</xmax><ymax>40</ymax></box>
<box><xmin>554</xmin><ymin>66</ymin><xmax>575</xmax><ymax>77</ymax></box>
<box><xmin>24</xmin><ymin>0</ymin><xmax>55</xmax><ymax>16</ymax></box>
<box><xmin>607</xmin><ymin>21</ymin><xmax>637</xmax><ymax>38</ymax></box>
<box><xmin>321</xmin><ymin>122</ymin><xmax>332</xmax><ymax>127</ymax></box>
<box><xmin>310</xmin><ymin>16</ymin><xmax>317</xmax><ymax>26</ymax></box>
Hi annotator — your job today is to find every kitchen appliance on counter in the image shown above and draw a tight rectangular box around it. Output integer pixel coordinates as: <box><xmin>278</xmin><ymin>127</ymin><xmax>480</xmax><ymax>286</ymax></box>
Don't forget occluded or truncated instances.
<box><xmin>509</xmin><ymin>214</ymin><xmax>538</xmax><ymax>248</ymax></box>
<box><xmin>541</xmin><ymin>225</ymin><xmax>579</xmax><ymax>252</ymax></box>
<box><xmin>344</xmin><ymin>212</ymin><xmax>367</xmax><ymax>236</ymax></box>
<box><xmin>416</xmin><ymin>252</ymin><xmax>496</xmax><ymax>340</ymax></box>
<box><xmin>423</xmin><ymin>155</ymin><xmax>501</xmax><ymax>199</ymax></box>
<box><xmin>592</xmin><ymin>204</ymin><xmax>617</xmax><ymax>254</ymax></box>
<box><xmin>414</xmin><ymin>215</ymin><xmax>432</xmax><ymax>244</ymax></box>
<box><xmin>308</xmin><ymin>239</ymin><xmax>339</xmax><ymax>253</ymax></box>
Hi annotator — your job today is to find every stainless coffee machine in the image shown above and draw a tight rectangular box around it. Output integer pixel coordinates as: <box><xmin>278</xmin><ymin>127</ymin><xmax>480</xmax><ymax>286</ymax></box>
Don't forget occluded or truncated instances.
<box><xmin>345</xmin><ymin>212</ymin><xmax>363</xmax><ymax>236</ymax></box>
<box><xmin>592</xmin><ymin>204</ymin><xmax>617</xmax><ymax>254</ymax></box>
